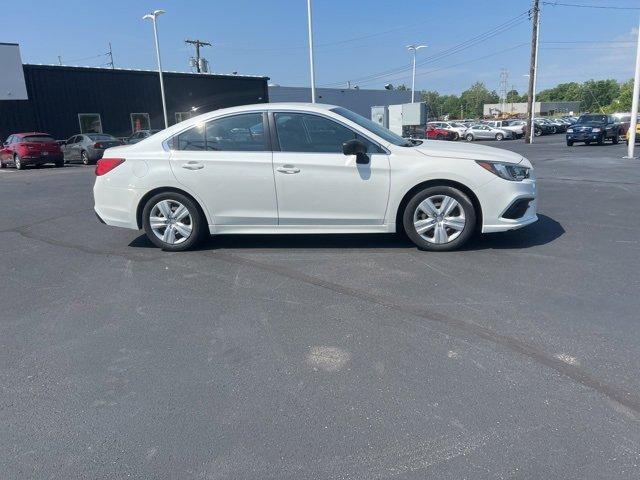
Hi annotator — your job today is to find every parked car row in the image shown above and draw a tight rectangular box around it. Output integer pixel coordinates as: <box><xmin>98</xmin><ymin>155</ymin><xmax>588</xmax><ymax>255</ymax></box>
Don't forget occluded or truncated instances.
<box><xmin>0</xmin><ymin>130</ymin><xmax>163</xmax><ymax>169</ymax></box>
<box><xmin>421</xmin><ymin>116</ymin><xmax>581</xmax><ymax>143</ymax></box>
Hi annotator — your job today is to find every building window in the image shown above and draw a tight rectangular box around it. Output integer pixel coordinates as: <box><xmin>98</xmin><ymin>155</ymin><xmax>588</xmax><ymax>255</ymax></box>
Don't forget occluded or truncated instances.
<box><xmin>175</xmin><ymin>112</ymin><xmax>192</xmax><ymax>124</ymax></box>
<box><xmin>130</xmin><ymin>113</ymin><xmax>150</xmax><ymax>133</ymax></box>
<box><xmin>78</xmin><ymin>114</ymin><xmax>102</xmax><ymax>134</ymax></box>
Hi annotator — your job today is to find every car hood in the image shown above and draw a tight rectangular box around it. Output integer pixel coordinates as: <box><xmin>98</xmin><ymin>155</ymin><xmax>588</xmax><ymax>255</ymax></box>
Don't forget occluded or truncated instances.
<box><xmin>410</xmin><ymin>140</ymin><xmax>524</xmax><ymax>164</ymax></box>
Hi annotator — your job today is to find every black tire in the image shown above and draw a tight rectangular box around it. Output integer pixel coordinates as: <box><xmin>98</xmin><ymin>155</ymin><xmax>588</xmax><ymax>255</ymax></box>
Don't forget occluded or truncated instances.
<box><xmin>14</xmin><ymin>154</ymin><xmax>24</xmax><ymax>170</ymax></box>
<box><xmin>495</xmin><ymin>133</ymin><xmax>504</xmax><ymax>141</ymax></box>
<box><xmin>566</xmin><ymin>140</ymin><xmax>574</xmax><ymax>146</ymax></box>
<box><xmin>534</xmin><ymin>129</ymin><xmax>542</xmax><ymax>137</ymax></box>
<box><xmin>597</xmin><ymin>134</ymin><xmax>604</xmax><ymax>146</ymax></box>
<box><xmin>142</xmin><ymin>192</ymin><xmax>206</xmax><ymax>252</ymax></box>
<box><xmin>0</xmin><ymin>159</ymin><xmax>5</xmax><ymax>169</ymax></box>
<box><xmin>436</xmin><ymin>134</ymin><xmax>444</xmax><ymax>140</ymax></box>
<box><xmin>55</xmin><ymin>160</ymin><xmax>64</xmax><ymax>168</ymax></box>
<box><xmin>612</xmin><ymin>131</ymin><xmax>619</xmax><ymax>144</ymax></box>
<box><xmin>452</xmin><ymin>133</ymin><xmax>459</xmax><ymax>141</ymax></box>
<box><xmin>81</xmin><ymin>151</ymin><xmax>90</xmax><ymax>165</ymax></box>
<box><xmin>402</xmin><ymin>185</ymin><xmax>477</xmax><ymax>252</ymax></box>
<box><xmin>465</xmin><ymin>134</ymin><xmax>474</xmax><ymax>142</ymax></box>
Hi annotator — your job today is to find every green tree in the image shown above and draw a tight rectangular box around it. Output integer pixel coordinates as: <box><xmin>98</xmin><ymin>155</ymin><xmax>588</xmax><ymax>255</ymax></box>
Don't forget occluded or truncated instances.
<box><xmin>396</xmin><ymin>84</ymin><xmax>408</xmax><ymax>91</ymax></box>
<box><xmin>604</xmin><ymin>79</ymin><xmax>633</xmax><ymax>112</ymax></box>
<box><xmin>581</xmin><ymin>79</ymin><xmax>620</xmax><ymax>112</ymax></box>
<box><xmin>537</xmin><ymin>82</ymin><xmax>583</xmax><ymax>102</ymax></box>
<box><xmin>460</xmin><ymin>82</ymin><xmax>499</xmax><ymax>118</ymax></box>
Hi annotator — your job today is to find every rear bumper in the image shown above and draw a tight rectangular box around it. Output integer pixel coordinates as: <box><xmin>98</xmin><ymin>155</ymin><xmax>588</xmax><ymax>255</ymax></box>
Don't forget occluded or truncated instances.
<box><xmin>22</xmin><ymin>154</ymin><xmax>63</xmax><ymax>163</ymax></box>
<box><xmin>93</xmin><ymin>180</ymin><xmax>141</xmax><ymax>230</ymax></box>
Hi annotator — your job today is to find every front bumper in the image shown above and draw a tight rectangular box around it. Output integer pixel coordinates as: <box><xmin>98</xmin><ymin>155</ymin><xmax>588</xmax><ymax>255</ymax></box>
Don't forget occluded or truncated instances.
<box><xmin>567</xmin><ymin>132</ymin><xmax>601</xmax><ymax>141</ymax></box>
<box><xmin>476</xmin><ymin>176</ymin><xmax>538</xmax><ymax>233</ymax></box>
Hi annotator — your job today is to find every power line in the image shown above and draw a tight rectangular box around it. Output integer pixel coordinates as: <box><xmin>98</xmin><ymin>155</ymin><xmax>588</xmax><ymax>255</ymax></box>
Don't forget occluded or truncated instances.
<box><xmin>542</xmin><ymin>1</ymin><xmax>640</xmax><ymax>10</ymax></box>
<box><xmin>320</xmin><ymin>10</ymin><xmax>531</xmax><ymax>88</ymax></box>
<box><xmin>357</xmin><ymin>43</ymin><xmax>529</xmax><ymax>88</ymax></box>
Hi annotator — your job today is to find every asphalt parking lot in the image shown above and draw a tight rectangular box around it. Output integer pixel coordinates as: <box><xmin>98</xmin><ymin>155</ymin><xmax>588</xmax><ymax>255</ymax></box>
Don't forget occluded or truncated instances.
<box><xmin>2</xmin><ymin>134</ymin><xmax>640</xmax><ymax>479</ymax></box>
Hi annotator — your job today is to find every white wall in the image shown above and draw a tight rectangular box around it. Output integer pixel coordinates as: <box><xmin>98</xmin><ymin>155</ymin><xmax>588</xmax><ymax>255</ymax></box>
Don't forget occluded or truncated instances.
<box><xmin>0</xmin><ymin>43</ymin><xmax>28</xmax><ymax>100</ymax></box>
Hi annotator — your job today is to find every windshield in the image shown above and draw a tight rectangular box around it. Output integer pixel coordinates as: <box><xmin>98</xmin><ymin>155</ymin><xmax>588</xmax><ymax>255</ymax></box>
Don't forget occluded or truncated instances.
<box><xmin>87</xmin><ymin>134</ymin><xmax>116</xmax><ymax>141</ymax></box>
<box><xmin>330</xmin><ymin>107</ymin><xmax>413</xmax><ymax>147</ymax></box>
<box><xmin>22</xmin><ymin>135</ymin><xmax>55</xmax><ymax>142</ymax></box>
<box><xmin>577</xmin><ymin>114</ymin><xmax>606</xmax><ymax>124</ymax></box>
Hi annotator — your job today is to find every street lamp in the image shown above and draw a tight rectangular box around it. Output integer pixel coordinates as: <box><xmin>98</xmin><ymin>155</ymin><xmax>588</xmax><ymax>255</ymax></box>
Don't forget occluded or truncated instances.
<box><xmin>143</xmin><ymin>9</ymin><xmax>168</xmax><ymax>129</ymax></box>
<box><xmin>406</xmin><ymin>44</ymin><xmax>427</xmax><ymax>103</ymax></box>
<box><xmin>307</xmin><ymin>0</ymin><xmax>317</xmax><ymax>103</ymax></box>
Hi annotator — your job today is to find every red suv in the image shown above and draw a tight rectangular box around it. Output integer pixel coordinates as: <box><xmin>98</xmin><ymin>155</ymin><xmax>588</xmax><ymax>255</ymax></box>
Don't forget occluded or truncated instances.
<box><xmin>0</xmin><ymin>132</ymin><xmax>64</xmax><ymax>170</ymax></box>
<box><xmin>425</xmin><ymin>125</ymin><xmax>457</xmax><ymax>141</ymax></box>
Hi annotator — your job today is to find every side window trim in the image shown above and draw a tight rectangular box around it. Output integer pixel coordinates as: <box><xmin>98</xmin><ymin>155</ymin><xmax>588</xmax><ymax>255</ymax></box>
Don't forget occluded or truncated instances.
<box><xmin>269</xmin><ymin>110</ymin><xmax>387</xmax><ymax>154</ymax></box>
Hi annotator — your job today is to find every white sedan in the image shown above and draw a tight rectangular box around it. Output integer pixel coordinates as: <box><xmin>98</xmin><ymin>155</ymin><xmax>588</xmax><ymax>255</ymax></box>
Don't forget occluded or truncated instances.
<box><xmin>93</xmin><ymin>103</ymin><xmax>537</xmax><ymax>251</ymax></box>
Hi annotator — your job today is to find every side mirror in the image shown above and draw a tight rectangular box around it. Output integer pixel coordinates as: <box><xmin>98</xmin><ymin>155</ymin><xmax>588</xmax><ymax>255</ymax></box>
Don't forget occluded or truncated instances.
<box><xmin>342</xmin><ymin>139</ymin><xmax>369</xmax><ymax>164</ymax></box>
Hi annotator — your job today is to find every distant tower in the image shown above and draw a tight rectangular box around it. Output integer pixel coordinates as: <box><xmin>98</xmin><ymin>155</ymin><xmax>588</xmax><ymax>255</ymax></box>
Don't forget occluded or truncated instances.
<box><xmin>499</xmin><ymin>69</ymin><xmax>509</xmax><ymax>114</ymax></box>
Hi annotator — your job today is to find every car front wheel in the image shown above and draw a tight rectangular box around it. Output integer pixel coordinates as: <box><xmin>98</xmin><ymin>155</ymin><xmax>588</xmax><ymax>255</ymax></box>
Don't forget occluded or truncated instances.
<box><xmin>142</xmin><ymin>192</ymin><xmax>206</xmax><ymax>251</ymax></box>
<box><xmin>14</xmin><ymin>155</ymin><xmax>24</xmax><ymax>170</ymax></box>
<box><xmin>403</xmin><ymin>186</ymin><xmax>476</xmax><ymax>251</ymax></box>
<box><xmin>465</xmin><ymin>134</ymin><xmax>474</xmax><ymax>142</ymax></box>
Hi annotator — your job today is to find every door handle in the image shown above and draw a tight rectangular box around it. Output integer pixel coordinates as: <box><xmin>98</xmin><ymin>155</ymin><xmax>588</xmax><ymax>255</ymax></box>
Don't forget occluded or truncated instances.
<box><xmin>182</xmin><ymin>161</ymin><xmax>204</xmax><ymax>170</ymax></box>
<box><xmin>276</xmin><ymin>165</ymin><xmax>300</xmax><ymax>174</ymax></box>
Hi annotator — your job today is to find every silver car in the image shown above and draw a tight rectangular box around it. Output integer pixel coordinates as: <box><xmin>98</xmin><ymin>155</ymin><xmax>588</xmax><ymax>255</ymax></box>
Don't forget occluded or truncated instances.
<box><xmin>125</xmin><ymin>129</ymin><xmax>161</xmax><ymax>144</ymax></box>
<box><xmin>464</xmin><ymin>124</ymin><xmax>514</xmax><ymax>142</ymax></box>
<box><xmin>62</xmin><ymin>133</ymin><xmax>123</xmax><ymax>165</ymax></box>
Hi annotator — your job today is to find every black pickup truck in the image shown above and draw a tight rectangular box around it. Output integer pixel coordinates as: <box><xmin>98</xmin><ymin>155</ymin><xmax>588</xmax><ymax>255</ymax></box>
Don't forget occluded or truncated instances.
<box><xmin>566</xmin><ymin>114</ymin><xmax>622</xmax><ymax>146</ymax></box>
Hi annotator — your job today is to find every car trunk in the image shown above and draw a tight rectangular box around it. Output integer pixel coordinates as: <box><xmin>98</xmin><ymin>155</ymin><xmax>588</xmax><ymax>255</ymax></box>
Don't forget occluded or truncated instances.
<box><xmin>22</xmin><ymin>140</ymin><xmax>60</xmax><ymax>155</ymax></box>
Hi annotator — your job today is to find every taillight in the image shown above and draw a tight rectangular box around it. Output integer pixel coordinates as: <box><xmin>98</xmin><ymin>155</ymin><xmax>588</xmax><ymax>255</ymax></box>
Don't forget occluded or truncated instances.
<box><xmin>95</xmin><ymin>158</ymin><xmax>125</xmax><ymax>176</ymax></box>
<box><xmin>94</xmin><ymin>142</ymin><xmax>103</xmax><ymax>149</ymax></box>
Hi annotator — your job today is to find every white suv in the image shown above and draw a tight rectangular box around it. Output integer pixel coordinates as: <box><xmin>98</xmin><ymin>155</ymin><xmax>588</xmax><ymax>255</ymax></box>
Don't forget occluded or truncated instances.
<box><xmin>94</xmin><ymin>103</ymin><xmax>537</xmax><ymax>251</ymax></box>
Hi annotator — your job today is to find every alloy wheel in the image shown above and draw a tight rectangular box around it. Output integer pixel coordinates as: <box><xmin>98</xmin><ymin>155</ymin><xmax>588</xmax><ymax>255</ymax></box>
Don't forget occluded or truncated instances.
<box><xmin>149</xmin><ymin>199</ymin><xmax>193</xmax><ymax>245</ymax></box>
<box><xmin>413</xmin><ymin>194</ymin><xmax>466</xmax><ymax>244</ymax></box>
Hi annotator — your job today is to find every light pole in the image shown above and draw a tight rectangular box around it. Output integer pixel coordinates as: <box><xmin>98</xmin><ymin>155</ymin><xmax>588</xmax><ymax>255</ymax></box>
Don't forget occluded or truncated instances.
<box><xmin>626</xmin><ymin>14</ymin><xmax>640</xmax><ymax>159</ymax></box>
<box><xmin>307</xmin><ymin>0</ymin><xmax>316</xmax><ymax>103</ymax></box>
<box><xmin>406</xmin><ymin>44</ymin><xmax>427</xmax><ymax>103</ymax></box>
<box><xmin>143</xmin><ymin>9</ymin><xmax>168</xmax><ymax>129</ymax></box>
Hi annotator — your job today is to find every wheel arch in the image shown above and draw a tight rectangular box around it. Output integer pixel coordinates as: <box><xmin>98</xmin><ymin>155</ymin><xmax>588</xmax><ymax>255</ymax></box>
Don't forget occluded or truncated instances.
<box><xmin>136</xmin><ymin>186</ymin><xmax>209</xmax><ymax>229</ymax></box>
<box><xmin>395</xmin><ymin>179</ymin><xmax>483</xmax><ymax>234</ymax></box>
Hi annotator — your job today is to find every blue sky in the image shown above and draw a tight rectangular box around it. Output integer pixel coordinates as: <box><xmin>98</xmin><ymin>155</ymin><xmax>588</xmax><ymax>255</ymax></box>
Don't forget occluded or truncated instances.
<box><xmin>5</xmin><ymin>0</ymin><xmax>639</xmax><ymax>95</ymax></box>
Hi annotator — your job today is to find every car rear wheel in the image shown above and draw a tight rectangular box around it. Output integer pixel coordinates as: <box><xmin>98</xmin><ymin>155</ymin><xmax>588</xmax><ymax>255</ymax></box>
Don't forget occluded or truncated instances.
<box><xmin>14</xmin><ymin>154</ymin><xmax>24</xmax><ymax>170</ymax></box>
<box><xmin>81</xmin><ymin>151</ymin><xmax>90</xmax><ymax>165</ymax></box>
<box><xmin>402</xmin><ymin>186</ymin><xmax>476</xmax><ymax>252</ymax></box>
<box><xmin>597</xmin><ymin>135</ymin><xmax>604</xmax><ymax>146</ymax></box>
<box><xmin>465</xmin><ymin>134</ymin><xmax>474</xmax><ymax>142</ymax></box>
<box><xmin>566</xmin><ymin>140</ymin><xmax>574</xmax><ymax>146</ymax></box>
<box><xmin>142</xmin><ymin>192</ymin><xmax>206</xmax><ymax>251</ymax></box>
<box><xmin>0</xmin><ymin>159</ymin><xmax>5</xmax><ymax>169</ymax></box>
<box><xmin>436</xmin><ymin>134</ymin><xmax>444</xmax><ymax>140</ymax></box>
<box><xmin>495</xmin><ymin>133</ymin><xmax>504</xmax><ymax>141</ymax></box>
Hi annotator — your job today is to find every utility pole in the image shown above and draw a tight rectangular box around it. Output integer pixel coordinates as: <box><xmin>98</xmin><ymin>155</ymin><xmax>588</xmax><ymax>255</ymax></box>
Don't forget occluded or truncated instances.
<box><xmin>106</xmin><ymin>42</ymin><xmax>115</xmax><ymax>69</ymax></box>
<box><xmin>525</xmin><ymin>0</ymin><xmax>540</xmax><ymax>144</ymax></box>
<box><xmin>185</xmin><ymin>39</ymin><xmax>211</xmax><ymax>73</ymax></box>
<box><xmin>626</xmin><ymin>14</ymin><xmax>640</xmax><ymax>159</ymax></box>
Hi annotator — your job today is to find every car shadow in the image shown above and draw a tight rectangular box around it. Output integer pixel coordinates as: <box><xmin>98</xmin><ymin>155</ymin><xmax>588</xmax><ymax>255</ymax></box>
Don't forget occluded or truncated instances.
<box><xmin>128</xmin><ymin>214</ymin><xmax>564</xmax><ymax>252</ymax></box>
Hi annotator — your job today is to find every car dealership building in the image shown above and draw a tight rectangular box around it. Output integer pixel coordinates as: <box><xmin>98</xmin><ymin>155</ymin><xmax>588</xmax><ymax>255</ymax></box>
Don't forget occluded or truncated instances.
<box><xmin>0</xmin><ymin>62</ymin><xmax>270</xmax><ymax>141</ymax></box>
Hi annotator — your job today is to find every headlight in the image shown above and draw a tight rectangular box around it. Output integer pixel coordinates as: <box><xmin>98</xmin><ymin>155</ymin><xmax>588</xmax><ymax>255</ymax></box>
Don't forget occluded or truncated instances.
<box><xmin>567</xmin><ymin>129</ymin><xmax>573</xmax><ymax>133</ymax></box>
<box><xmin>591</xmin><ymin>128</ymin><xmax>601</xmax><ymax>132</ymax></box>
<box><xmin>476</xmin><ymin>161</ymin><xmax>530</xmax><ymax>181</ymax></box>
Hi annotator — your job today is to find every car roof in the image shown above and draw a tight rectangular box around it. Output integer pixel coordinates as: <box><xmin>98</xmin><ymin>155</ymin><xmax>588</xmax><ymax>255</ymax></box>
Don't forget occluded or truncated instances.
<box><xmin>15</xmin><ymin>132</ymin><xmax>52</xmax><ymax>137</ymax></box>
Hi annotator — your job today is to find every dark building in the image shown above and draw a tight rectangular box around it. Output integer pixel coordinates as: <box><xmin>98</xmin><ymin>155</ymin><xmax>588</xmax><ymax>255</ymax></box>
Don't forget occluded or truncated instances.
<box><xmin>0</xmin><ymin>64</ymin><xmax>269</xmax><ymax>141</ymax></box>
